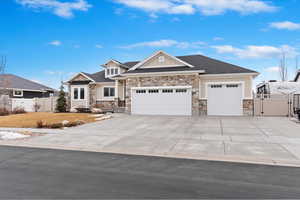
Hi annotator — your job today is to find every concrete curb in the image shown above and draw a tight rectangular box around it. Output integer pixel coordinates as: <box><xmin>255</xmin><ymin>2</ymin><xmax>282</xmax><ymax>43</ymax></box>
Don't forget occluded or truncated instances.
<box><xmin>0</xmin><ymin>128</ymin><xmax>63</xmax><ymax>134</ymax></box>
<box><xmin>1</xmin><ymin>142</ymin><xmax>300</xmax><ymax>168</ymax></box>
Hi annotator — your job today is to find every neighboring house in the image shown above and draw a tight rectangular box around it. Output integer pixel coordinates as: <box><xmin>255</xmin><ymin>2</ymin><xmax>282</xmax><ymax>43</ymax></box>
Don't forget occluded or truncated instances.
<box><xmin>66</xmin><ymin>51</ymin><xmax>258</xmax><ymax>116</ymax></box>
<box><xmin>257</xmin><ymin>70</ymin><xmax>300</xmax><ymax>96</ymax></box>
<box><xmin>0</xmin><ymin>74</ymin><xmax>55</xmax><ymax>98</ymax></box>
<box><xmin>257</xmin><ymin>80</ymin><xmax>300</xmax><ymax>96</ymax></box>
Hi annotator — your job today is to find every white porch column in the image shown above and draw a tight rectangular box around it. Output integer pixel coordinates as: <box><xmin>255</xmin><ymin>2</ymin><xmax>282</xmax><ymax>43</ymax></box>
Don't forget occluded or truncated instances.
<box><xmin>115</xmin><ymin>80</ymin><xmax>119</xmax><ymax>98</ymax></box>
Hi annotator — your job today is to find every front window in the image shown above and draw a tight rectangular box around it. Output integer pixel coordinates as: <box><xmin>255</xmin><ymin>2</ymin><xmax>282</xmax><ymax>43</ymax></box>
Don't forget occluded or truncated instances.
<box><xmin>74</xmin><ymin>88</ymin><xmax>78</xmax><ymax>99</ymax></box>
<box><xmin>73</xmin><ymin>87</ymin><xmax>85</xmax><ymax>100</ymax></box>
<box><xmin>104</xmin><ymin>87</ymin><xmax>115</xmax><ymax>97</ymax></box>
<box><xmin>107</xmin><ymin>69</ymin><xmax>110</xmax><ymax>75</ymax></box>
<box><xmin>13</xmin><ymin>90</ymin><xmax>23</xmax><ymax>97</ymax></box>
<box><xmin>80</xmin><ymin>88</ymin><xmax>85</xmax><ymax>99</ymax></box>
<box><xmin>110</xmin><ymin>68</ymin><xmax>114</xmax><ymax>75</ymax></box>
<box><xmin>115</xmin><ymin>68</ymin><xmax>118</xmax><ymax>75</ymax></box>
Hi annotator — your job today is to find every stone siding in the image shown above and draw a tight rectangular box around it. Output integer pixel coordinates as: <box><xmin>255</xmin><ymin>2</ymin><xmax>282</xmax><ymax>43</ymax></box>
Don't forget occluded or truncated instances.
<box><xmin>95</xmin><ymin>101</ymin><xmax>115</xmax><ymax>108</ymax></box>
<box><xmin>199</xmin><ymin>99</ymin><xmax>207</xmax><ymax>115</ymax></box>
<box><xmin>89</xmin><ymin>84</ymin><xmax>97</xmax><ymax>109</ymax></box>
<box><xmin>125</xmin><ymin>75</ymin><xmax>200</xmax><ymax>116</ymax></box>
<box><xmin>243</xmin><ymin>99</ymin><xmax>254</xmax><ymax>116</ymax></box>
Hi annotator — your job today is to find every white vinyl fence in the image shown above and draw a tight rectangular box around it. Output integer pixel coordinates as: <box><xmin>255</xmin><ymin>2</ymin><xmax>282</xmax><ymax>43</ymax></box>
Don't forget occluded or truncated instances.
<box><xmin>1</xmin><ymin>96</ymin><xmax>58</xmax><ymax>112</ymax></box>
<box><xmin>11</xmin><ymin>98</ymin><xmax>35</xmax><ymax>112</ymax></box>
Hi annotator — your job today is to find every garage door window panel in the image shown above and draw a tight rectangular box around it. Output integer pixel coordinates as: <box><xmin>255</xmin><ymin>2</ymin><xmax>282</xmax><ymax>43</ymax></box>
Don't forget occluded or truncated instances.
<box><xmin>149</xmin><ymin>89</ymin><xmax>159</xmax><ymax>94</ymax></box>
<box><xmin>162</xmin><ymin>89</ymin><xmax>173</xmax><ymax>93</ymax></box>
<box><xmin>176</xmin><ymin>89</ymin><xmax>187</xmax><ymax>93</ymax></box>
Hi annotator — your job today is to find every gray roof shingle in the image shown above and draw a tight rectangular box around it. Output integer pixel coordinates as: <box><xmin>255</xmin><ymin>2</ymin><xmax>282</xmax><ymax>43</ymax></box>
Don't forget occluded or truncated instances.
<box><xmin>123</xmin><ymin>55</ymin><xmax>258</xmax><ymax>75</ymax></box>
<box><xmin>83</xmin><ymin>54</ymin><xmax>258</xmax><ymax>83</ymax></box>
<box><xmin>82</xmin><ymin>71</ymin><xmax>114</xmax><ymax>82</ymax></box>
<box><xmin>0</xmin><ymin>74</ymin><xmax>54</xmax><ymax>91</ymax></box>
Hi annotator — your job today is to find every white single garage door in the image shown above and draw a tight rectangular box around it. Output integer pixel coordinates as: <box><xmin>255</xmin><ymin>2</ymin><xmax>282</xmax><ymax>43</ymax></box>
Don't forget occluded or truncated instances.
<box><xmin>131</xmin><ymin>86</ymin><xmax>192</xmax><ymax>116</ymax></box>
<box><xmin>207</xmin><ymin>83</ymin><xmax>243</xmax><ymax>116</ymax></box>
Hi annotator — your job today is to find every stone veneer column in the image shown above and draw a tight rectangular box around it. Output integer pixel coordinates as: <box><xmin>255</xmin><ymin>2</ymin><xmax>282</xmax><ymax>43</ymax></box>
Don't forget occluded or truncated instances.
<box><xmin>89</xmin><ymin>84</ymin><xmax>97</xmax><ymax>109</ymax></box>
<box><xmin>243</xmin><ymin>99</ymin><xmax>254</xmax><ymax>116</ymax></box>
<box><xmin>199</xmin><ymin>99</ymin><xmax>207</xmax><ymax>115</ymax></box>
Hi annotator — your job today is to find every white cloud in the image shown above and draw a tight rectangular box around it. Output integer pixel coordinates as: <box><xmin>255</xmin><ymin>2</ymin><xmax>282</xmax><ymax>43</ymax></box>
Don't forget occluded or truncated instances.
<box><xmin>213</xmin><ymin>37</ymin><xmax>224</xmax><ymax>41</ymax></box>
<box><xmin>114</xmin><ymin>0</ymin><xmax>276</xmax><ymax>16</ymax></box>
<box><xmin>264</xmin><ymin>66</ymin><xmax>280</xmax><ymax>73</ymax></box>
<box><xmin>269</xmin><ymin>21</ymin><xmax>300</xmax><ymax>31</ymax></box>
<box><xmin>119</xmin><ymin>39</ymin><xmax>205</xmax><ymax>49</ymax></box>
<box><xmin>49</xmin><ymin>40</ymin><xmax>61</xmax><ymax>46</ymax></box>
<box><xmin>95</xmin><ymin>44</ymin><xmax>103</xmax><ymax>48</ymax></box>
<box><xmin>212</xmin><ymin>45</ymin><xmax>299</xmax><ymax>59</ymax></box>
<box><xmin>16</xmin><ymin>0</ymin><xmax>92</xmax><ymax>18</ymax></box>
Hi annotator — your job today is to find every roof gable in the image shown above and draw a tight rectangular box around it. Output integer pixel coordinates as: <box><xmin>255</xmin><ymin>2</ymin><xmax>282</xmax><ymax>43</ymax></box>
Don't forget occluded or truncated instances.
<box><xmin>68</xmin><ymin>72</ymin><xmax>95</xmax><ymax>83</ymax></box>
<box><xmin>102</xmin><ymin>59</ymin><xmax>130</xmax><ymax>69</ymax></box>
<box><xmin>129</xmin><ymin>50</ymin><xmax>194</xmax><ymax>71</ymax></box>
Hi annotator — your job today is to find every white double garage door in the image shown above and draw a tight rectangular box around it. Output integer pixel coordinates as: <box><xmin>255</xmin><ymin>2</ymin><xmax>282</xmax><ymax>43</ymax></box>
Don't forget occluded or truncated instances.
<box><xmin>131</xmin><ymin>83</ymin><xmax>243</xmax><ymax>116</ymax></box>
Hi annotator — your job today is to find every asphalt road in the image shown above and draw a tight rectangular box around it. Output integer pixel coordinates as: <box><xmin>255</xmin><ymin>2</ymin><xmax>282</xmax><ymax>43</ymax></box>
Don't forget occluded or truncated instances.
<box><xmin>0</xmin><ymin>146</ymin><xmax>300</xmax><ymax>199</ymax></box>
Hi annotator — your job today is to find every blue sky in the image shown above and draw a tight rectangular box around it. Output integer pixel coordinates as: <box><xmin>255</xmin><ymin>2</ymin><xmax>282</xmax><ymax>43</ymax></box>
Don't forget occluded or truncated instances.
<box><xmin>1</xmin><ymin>0</ymin><xmax>300</xmax><ymax>89</ymax></box>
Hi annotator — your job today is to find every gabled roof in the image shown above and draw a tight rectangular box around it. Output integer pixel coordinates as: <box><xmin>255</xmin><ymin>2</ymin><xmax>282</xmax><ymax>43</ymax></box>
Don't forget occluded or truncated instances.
<box><xmin>0</xmin><ymin>74</ymin><xmax>54</xmax><ymax>91</ymax></box>
<box><xmin>129</xmin><ymin>50</ymin><xmax>195</xmax><ymax>71</ymax></box>
<box><xmin>122</xmin><ymin>54</ymin><xmax>258</xmax><ymax>75</ymax></box>
<box><xmin>102</xmin><ymin>59</ymin><xmax>131</xmax><ymax>69</ymax></box>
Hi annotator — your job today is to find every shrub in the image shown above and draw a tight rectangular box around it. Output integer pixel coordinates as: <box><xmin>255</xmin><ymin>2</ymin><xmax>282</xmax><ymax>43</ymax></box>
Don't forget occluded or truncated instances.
<box><xmin>56</xmin><ymin>83</ymin><xmax>67</xmax><ymax>113</ymax></box>
<box><xmin>64</xmin><ymin>121</ymin><xmax>78</xmax><ymax>127</ymax></box>
<box><xmin>0</xmin><ymin>107</ymin><xmax>10</xmax><ymax>116</ymax></box>
<box><xmin>36</xmin><ymin>120</ymin><xmax>44</xmax><ymax>128</ymax></box>
<box><xmin>42</xmin><ymin>123</ymin><xmax>62</xmax><ymax>129</ymax></box>
<box><xmin>12</xmin><ymin>107</ymin><xmax>26</xmax><ymax>114</ymax></box>
<box><xmin>48</xmin><ymin>123</ymin><xmax>63</xmax><ymax>129</ymax></box>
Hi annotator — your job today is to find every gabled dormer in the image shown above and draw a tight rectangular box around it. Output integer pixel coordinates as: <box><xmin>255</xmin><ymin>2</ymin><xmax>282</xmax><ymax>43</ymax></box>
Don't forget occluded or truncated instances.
<box><xmin>102</xmin><ymin>59</ymin><xmax>129</xmax><ymax>78</ymax></box>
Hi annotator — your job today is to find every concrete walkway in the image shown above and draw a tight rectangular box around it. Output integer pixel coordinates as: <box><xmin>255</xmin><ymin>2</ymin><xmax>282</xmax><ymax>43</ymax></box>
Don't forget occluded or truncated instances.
<box><xmin>1</xmin><ymin>114</ymin><xmax>300</xmax><ymax>167</ymax></box>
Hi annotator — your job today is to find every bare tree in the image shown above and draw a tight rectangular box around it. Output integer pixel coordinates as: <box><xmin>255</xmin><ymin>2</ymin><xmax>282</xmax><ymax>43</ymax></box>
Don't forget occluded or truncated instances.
<box><xmin>279</xmin><ymin>52</ymin><xmax>288</xmax><ymax>81</ymax></box>
<box><xmin>0</xmin><ymin>55</ymin><xmax>10</xmax><ymax>109</ymax></box>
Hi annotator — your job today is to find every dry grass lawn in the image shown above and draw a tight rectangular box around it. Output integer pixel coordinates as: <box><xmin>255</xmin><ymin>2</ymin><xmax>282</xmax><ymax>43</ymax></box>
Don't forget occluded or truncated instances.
<box><xmin>0</xmin><ymin>112</ymin><xmax>97</xmax><ymax>128</ymax></box>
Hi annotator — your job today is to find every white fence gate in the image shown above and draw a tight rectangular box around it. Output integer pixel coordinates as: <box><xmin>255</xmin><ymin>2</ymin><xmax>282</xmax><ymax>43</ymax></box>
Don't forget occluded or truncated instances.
<box><xmin>10</xmin><ymin>97</ymin><xmax>58</xmax><ymax>112</ymax></box>
<box><xmin>11</xmin><ymin>98</ymin><xmax>35</xmax><ymax>112</ymax></box>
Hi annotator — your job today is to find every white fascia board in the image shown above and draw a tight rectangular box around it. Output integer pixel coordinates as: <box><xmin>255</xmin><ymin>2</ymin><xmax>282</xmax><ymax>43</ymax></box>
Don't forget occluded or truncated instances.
<box><xmin>131</xmin><ymin>86</ymin><xmax>192</xmax><ymax>90</ymax></box>
<box><xmin>1</xmin><ymin>87</ymin><xmax>49</xmax><ymax>92</ymax></box>
<box><xmin>102</xmin><ymin>59</ymin><xmax>128</xmax><ymax>69</ymax></box>
<box><xmin>129</xmin><ymin>50</ymin><xmax>195</xmax><ymax>71</ymax></box>
<box><xmin>121</xmin><ymin>70</ymin><xmax>205</xmax><ymax>77</ymax></box>
<box><xmin>67</xmin><ymin>72</ymin><xmax>95</xmax><ymax>83</ymax></box>
<box><xmin>199</xmin><ymin>72</ymin><xmax>259</xmax><ymax>78</ymax></box>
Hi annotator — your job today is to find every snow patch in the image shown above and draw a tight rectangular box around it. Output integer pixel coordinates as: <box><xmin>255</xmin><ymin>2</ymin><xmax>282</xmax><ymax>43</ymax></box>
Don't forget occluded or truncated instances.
<box><xmin>0</xmin><ymin>131</ymin><xmax>30</xmax><ymax>140</ymax></box>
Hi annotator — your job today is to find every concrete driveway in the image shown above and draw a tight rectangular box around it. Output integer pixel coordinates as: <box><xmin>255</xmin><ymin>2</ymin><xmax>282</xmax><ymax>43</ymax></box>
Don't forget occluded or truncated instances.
<box><xmin>1</xmin><ymin>114</ymin><xmax>300</xmax><ymax>166</ymax></box>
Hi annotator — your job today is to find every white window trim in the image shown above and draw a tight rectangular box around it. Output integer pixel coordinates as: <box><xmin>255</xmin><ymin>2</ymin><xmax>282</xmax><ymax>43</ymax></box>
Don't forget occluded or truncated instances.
<box><xmin>105</xmin><ymin>67</ymin><xmax>120</xmax><ymax>78</ymax></box>
<box><xmin>72</xmin><ymin>86</ymin><xmax>86</xmax><ymax>101</ymax></box>
<box><xmin>13</xmin><ymin>90</ymin><xmax>23</xmax><ymax>97</ymax></box>
<box><xmin>103</xmin><ymin>86</ymin><xmax>116</xmax><ymax>98</ymax></box>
